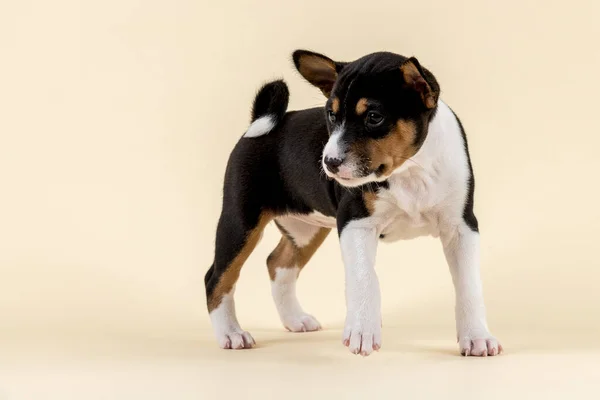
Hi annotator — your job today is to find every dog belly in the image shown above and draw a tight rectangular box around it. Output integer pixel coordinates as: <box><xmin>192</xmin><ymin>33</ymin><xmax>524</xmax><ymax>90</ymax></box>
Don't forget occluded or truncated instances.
<box><xmin>289</xmin><ymin>212</ymin><xmax>337</xmax><ymax>229</ymax></box>
<box><xmin>379</xmin><ymin>214</ymin><xmax>437</xmax><ymax>242</ymax></box>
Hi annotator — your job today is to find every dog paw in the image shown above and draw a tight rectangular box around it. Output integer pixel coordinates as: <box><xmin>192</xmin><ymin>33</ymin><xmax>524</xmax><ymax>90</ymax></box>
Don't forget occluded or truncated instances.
<box><xmin>282</xmin><ymin>313</ymin><xmax>321</xmax><ymax>332</ymax></box>
<box><xmin>216</xmin><ymin>330</ymin><xmax>256</xmax><ymax>350</ymax></box>
<box><xmin>342</xmin><ymin>319</ymin><xmax>382</xmax><ymax>356</ymax></box>
<box><xmin>458</xmin><ymin>334</ymin><xmax>502</xmax><ymax>357</ymax></box>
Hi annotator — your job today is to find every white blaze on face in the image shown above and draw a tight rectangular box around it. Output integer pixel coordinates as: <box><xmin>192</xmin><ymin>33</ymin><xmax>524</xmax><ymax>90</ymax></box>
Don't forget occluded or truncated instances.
<box><xmin>322</xmin><ymin>124</ymin><xmax>354</xmax><ymax>179</ymax></box>
<box><xmin>322</xmin><ymin>125</ymin><xmax>345</xmax><ymax>161</ymax></box>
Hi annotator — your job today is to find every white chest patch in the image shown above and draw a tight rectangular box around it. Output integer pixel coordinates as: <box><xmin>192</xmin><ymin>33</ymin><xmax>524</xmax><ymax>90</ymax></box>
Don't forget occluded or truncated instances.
<box><xmin>373</xmin><ymin>171</ymin><xmax>443</xmax><ymax>242</ymax></box>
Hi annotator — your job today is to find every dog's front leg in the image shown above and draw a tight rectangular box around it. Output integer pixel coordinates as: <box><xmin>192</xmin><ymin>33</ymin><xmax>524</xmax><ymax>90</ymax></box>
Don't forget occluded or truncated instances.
<box><xmin>339</xmin><ymin>223</ymin><xmax>381</xmax><ymax>356</ymax></box>
<box><xmin>442</xmin><ymin>223</ymin><xmax>502</xmax><ymax>356</ymax></box>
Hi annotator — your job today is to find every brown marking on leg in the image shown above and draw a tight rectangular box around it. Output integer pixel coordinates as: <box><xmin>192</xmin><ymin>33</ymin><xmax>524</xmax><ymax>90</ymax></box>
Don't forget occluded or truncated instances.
<box><xmin>355</xmin><ymin>98</ymin><xmax>368</xmax><ymax>116</ymax></box>
<box><xmin>355</xmin><ymin>120</ymin><xmax>418</xmax><ymax>178</ymax></box>
<box><xmin>297</xmin><ymin>227</ymin><xmax>330</xmax><ymax>266</ymax></box>
<box><xmin>208</xmin><ymin>213</ymin><xmax>272</xmax><ymax>312</ymax></box>
<box><xmin>363</xmin><ymin>191</ymin><xmax>378</xmax><ymax>215</ymax></box>
<box><xmin>331</xmin><ymin>97</ymin><xmax>340</xmax><ymax>114</ymax></box>
<box><xmin>267</xmin><ymin>236</ymin><xmax>295</xmax><ymax>280</ymax></box>
<box><xmin>267</xmin><ymin>226</ymin><xmax>330</xmax><ymax>280</ymax></box>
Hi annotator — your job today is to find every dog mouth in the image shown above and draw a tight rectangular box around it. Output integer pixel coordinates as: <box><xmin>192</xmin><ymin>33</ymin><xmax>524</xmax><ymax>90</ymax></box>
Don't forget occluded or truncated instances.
<box><xmin>332</xmin><ymin>164</ymin><xmax>391</xmax><ymax>187</ymax></box>
<box><xmin>321</xmin><ymin>154</ymin><xmax>386</xmax><ymax>187</ymax></box>
<box><xmin>328</xmin><ymin>168</ymin><xmax>379</xmax><ymax>187</ymax></box>
<box><xmin>326</xmin><ymin>167</ymin><xmax>370</xmax><ymax>184</ymax></box>
<box><xmin>334</xmin><ymin>174</ymin><xmax>378</xmax><ymax>188</ymax></box>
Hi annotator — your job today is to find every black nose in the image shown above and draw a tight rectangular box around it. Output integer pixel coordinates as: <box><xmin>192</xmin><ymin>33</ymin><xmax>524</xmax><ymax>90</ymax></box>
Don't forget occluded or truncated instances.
<box><xmin>324</xmin><ymin>156</ymin><xmax>344</xmax><ymax>173</ymax></box>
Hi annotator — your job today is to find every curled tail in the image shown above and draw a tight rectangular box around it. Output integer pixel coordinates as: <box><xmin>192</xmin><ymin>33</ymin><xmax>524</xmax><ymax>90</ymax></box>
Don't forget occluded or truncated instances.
<box><xmin>243</xmin><ymin>80</ymin><xmax>289</xmax><ymax>138</ymax></box>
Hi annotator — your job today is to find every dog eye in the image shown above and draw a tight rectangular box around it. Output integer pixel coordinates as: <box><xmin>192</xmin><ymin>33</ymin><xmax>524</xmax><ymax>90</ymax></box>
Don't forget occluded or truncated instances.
<box><xmin>327</xmin><ymin>110</ymin><xmax>337</xmax><ymax>124</ymax></box>
<box><xmin>366</xmin><ymin>112</ymin><xmax>384</xmax><ymax>126</ymax></box>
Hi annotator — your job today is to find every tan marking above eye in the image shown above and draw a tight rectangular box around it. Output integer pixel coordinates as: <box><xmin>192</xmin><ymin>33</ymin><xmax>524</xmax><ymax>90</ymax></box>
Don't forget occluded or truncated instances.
<box><xmin>355</xmin><ymin>98</ymin><xmax>368</xmax><ymax>115</ymax></box>
<box><xmin>331</xmin><ymin>97</ymin><xmax>340</xmax><ymax>114</ymax></box>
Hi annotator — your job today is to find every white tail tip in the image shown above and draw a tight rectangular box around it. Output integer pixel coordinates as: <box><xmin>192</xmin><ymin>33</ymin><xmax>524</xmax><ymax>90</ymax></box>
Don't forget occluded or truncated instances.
<box><xmin>243</xmin><ymin>115</ymin><xmax>276</xmax><ymax>138</ymax></box>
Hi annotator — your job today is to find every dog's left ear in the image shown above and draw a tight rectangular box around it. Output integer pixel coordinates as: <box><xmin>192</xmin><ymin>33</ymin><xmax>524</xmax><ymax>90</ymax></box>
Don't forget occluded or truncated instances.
<box><xmin>400</xmin><ymin>57</ymin><xmax>439</xmax><ymax>109</ymax></box>
<box><xmin>293</xmin><ymin>50</ymin><xmax>345</xmax><ymax>97</ymax></box>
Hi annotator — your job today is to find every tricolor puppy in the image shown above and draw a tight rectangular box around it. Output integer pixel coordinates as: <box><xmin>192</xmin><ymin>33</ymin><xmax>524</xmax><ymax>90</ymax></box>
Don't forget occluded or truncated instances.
<box><xmin>205</xmin><ymin>50</ymin><xmax>502</xmax><ymax>357</ymax></box>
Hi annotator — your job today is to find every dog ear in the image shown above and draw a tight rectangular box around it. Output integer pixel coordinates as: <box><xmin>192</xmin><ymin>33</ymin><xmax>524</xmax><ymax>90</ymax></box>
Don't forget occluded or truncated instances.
<box><xmin>400</xmin><ymin>57</ymin><xmax>439</xmax><ymax>109</ymax></box>
<box><xmin>293</xmin><ymin>50</ymin><xmax>344</xmax><ymax>97</ymax></box>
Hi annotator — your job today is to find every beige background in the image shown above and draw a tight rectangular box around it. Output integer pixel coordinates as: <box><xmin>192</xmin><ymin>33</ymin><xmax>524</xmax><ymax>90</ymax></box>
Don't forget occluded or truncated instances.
<box><xmin>1</xmin><ymin>0</ymin><xmax>600</xmax><ymax>398</ymax></box>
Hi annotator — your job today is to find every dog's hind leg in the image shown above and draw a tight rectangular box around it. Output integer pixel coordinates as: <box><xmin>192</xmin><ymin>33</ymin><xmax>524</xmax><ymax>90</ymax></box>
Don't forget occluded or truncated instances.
<box><xmin>205</xmin><ymin>209</ymin><xmax>272</xmax><ymax>349</ymax></box>
<box><xmin>267</xmin><ymin>216</ymin><xmax>330</xmax><ymax>332</ymax></box>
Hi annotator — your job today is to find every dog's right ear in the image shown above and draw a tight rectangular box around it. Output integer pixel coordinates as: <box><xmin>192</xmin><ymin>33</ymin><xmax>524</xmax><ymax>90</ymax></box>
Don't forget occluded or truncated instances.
<box><xmin>292</xmin><ymin>50</ymin><xmax>345</xmax><ymax>97</ymax></box>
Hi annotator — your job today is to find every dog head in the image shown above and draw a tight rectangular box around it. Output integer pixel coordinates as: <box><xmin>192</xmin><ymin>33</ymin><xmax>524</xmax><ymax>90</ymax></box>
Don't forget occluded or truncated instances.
<box><xmin>293</xmin><ymin>50</ymin><xmax>440</xmax><ymax>187</ymax></box>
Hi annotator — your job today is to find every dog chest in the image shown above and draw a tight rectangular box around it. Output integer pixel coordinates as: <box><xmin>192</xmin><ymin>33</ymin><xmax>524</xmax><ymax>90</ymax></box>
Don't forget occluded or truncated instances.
<box><xmin>374</xmin><ymin>169</ymin><xmax>442</xmax><ymax>242</ymax></box>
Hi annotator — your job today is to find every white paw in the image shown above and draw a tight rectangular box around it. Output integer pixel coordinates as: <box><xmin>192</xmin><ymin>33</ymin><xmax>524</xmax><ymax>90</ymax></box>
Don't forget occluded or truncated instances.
<box><xmin>216</xmin><ymin>330</ymin><xmax>256</xmax><ymax>350</ymax></box>
<box><xmin>458</xmin><ymin>334</ymin><xmax>502</xmax><ymax>357</ymax></box>
<box><xmin>282</xmin><ymin>313</ymin><xmax>321</xmax><ymax>332</ymax></box>
<box><xmin>342</xmin><ymin>317</ymin><xmax>382</xmax><ymax>356</ymax></box>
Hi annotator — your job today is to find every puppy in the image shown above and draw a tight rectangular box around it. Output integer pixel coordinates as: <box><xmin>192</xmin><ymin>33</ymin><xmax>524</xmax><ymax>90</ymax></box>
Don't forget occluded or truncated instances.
<box><xmin>204</xmin><ymin>50</ymin><xmax>502</xmax><ymax>357</ymax></box>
